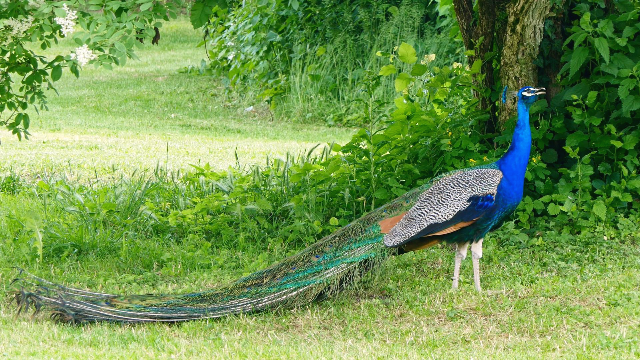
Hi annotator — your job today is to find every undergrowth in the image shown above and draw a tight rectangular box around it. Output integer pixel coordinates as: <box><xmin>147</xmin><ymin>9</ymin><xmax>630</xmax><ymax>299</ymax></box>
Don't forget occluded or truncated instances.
<box><xmin>189</xmin><ymin>0</ymin><xmax>464</xmax><ymax>126</ymax></box>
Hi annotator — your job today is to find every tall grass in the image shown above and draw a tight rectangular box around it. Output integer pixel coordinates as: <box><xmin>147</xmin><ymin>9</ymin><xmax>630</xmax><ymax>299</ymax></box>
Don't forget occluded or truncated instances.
<box><xmin>204</xmin><ymin>0</ymin><xmax>465</xmax><ymax>125</ymax></box>
<box><xmin>284</xmin><ymin>2</ymin><xmax>465</xmax><ymax>124</ymax></box>
<box><xmin>283</xmin><ymin>4</ymin><xmax>465</xmax><ymax>124</ymax></box>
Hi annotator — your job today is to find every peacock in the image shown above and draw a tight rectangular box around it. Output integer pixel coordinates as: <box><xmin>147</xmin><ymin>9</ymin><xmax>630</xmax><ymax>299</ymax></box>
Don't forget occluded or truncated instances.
<box><xmin>11</xmin><ymin>86</ymin><xmax>545</xmax><ymax>323</ymax></box>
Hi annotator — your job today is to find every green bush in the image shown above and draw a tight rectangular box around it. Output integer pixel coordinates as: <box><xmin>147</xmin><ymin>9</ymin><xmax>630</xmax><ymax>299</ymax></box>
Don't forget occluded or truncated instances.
<box><xmin>517</xmin><ymin>0</ymin><xmax>640</xmax><ymax>230</ymax></box>
<box><xmin>196</xmin><ymin>0</ymin><xmax>463</xmax><ymax>124</ymax></box>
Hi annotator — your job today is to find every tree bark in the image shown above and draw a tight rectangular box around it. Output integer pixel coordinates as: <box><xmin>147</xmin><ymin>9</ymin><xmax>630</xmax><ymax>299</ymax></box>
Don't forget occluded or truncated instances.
<box><xmin>453</xmin><ymin>0</ymin><xmax>556</xmax><ymax>131</ymax></box>
<box><xmin>453</xmin><ymin>0</ymin><xmax>507</xmax><ymax>135</ymax></box>
<box><xmin>498</xmin><ymin>0</ymin><xmax>553</xmax><ymax>125</ymax></box>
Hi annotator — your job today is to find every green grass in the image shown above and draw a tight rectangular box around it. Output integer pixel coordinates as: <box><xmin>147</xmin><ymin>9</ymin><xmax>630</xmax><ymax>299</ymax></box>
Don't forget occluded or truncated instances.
<box><xmin>1</xmin><ymin>19</ymin><xmax>354</xmax><ymax>181</ymax></box>
<box><xmin>1</xmin><ymin>18</ymin><xmax>640</xmax><ymax>360</ymax></box>
<box><xmin>1</xmin><ymin>235</ymin><xmax>639</xmax><ymax>359</ymax></box>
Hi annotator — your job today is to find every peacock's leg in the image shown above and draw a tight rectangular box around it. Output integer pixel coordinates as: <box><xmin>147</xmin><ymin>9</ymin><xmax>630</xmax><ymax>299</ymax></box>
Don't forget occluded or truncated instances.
<box><xmin>470</xmin><ymin>238</ymin><xmax>484</xmax><ymax>292</ymax></box>
<box><xmin>452</xmin><ymin>241</ymin><xmax>469</xmax><ymax>289</ymax></box>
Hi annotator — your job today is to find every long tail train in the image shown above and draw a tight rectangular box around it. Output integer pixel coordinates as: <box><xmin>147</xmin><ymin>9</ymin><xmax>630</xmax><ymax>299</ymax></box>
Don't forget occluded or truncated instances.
<box><xmin>11</xmin><ymin>184</ymin><xmax>431</xmax><ymax>323</ymax></box>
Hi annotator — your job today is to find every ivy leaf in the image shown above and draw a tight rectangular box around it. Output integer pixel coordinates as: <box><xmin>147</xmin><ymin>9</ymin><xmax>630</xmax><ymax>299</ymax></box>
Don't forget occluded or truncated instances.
<box><xmin>570</xmin><ymin>47</ymin><xmax>589</xmax><ymax>78</ymax></box>
<box><xmin>593</xmin><ymin>37</ymin><xmax>609</xmax><ymax>64</ymax></box>
<box><xmin>397</xmin><ymin>42</ymin><xmax>417</xmax><ymax>64</ymax></box>
<box><xmin>394</xmin><ymin>73</ymin><xmax>413</xmax><ymax>92</ymax></box>
<box><xmin>379</xmin><ymin>64</ymin><xmax>397</xmax><ymax>76</ymax></box>
<box><xmin>592</xmin><ymin>200</ymin><xmax>606</xmax><ymax>220</ymax></box>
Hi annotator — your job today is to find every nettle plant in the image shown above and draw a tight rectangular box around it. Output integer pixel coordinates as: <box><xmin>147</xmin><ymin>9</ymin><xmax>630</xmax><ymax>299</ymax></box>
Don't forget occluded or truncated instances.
<box><xmin>0</xmin><ymin>0</ymin><xmax>183</xmax><ymax>138</ymax></box>
<box><xmin>516</xmin><ymin>0</ymin><xmax>640</xmax><ymax>230</ymax></box>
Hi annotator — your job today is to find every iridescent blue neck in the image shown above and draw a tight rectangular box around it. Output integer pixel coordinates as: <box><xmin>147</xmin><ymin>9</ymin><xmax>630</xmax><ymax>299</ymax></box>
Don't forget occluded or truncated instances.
<box><xmin>496</xmin><ymin>100</ymin><xmax>532</xmax><ymax>201</ymax></box>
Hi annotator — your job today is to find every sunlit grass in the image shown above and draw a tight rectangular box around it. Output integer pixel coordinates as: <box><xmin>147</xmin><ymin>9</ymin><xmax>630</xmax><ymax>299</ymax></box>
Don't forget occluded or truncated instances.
<box><xmin>1</xmin><ymin>18</ymin><xmax>353</xmax><ymax>180</ymax></box>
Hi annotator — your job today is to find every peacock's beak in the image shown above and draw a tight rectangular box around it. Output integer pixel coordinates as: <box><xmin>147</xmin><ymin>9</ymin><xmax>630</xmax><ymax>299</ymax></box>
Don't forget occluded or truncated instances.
<box><xmin>522</xmin><ymin>87</ymin><xmax>546</xmax><ymax>97</ymax></box>
<box><xmin>532</xmin><ymin>87</ymin><xmax>546</xmax><ymax>95</ymax></box>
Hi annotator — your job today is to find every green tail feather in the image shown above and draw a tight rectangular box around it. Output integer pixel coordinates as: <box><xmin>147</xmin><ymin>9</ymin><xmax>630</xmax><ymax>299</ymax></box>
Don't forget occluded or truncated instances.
<box><xmin>12</xmin><ymin>183</ymin><xmax>433</xmax><ymax>323</ymax></box>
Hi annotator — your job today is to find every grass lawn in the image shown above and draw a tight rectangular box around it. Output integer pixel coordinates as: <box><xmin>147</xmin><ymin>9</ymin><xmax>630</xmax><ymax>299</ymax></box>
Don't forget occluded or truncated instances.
<box><xmin>0</xmin><ymin>19</ymin><xmax>354</xmax><ymax>181</ymax></box>
<box><xmin>1</xmin><ymin>18</ymin><xmax>640</xmax><ymax>360</ymax></box>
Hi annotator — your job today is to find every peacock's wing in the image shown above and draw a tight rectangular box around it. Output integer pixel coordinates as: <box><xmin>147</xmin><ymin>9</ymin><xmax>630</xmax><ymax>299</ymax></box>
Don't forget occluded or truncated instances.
<box><xmin>382</xmin><ymin>167</ymin><xmax>503</xmax><ymax>248</ymax></box>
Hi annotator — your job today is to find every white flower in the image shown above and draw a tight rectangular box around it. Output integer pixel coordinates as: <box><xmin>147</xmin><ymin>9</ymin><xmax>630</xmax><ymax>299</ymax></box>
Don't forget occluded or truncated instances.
<box><xmin>227</xmin><ymin>52</ymin><xmax>235</xmax><ymax>60</ymax></box>
<box><xmin>55</xmin><ymin>3</ymin><xmax>78</xmax><ymax>37</ymax></box>
<box><xmin>453</xmin><ymin>62</ymin><xmax>463</xmax><ymax>69</ymax></box>
<box><xmin>5</xmin><ymin>16</ymin><xmax>34</xmax><ymax>37</ymax></box>
<box><xmin>70</xmin><ymin>44</ymin><xmax>97</xmax><ymax>66</ymax></box>
<box><xmin>28</xmin><ymin>0</ymin><xmax>45</xmax><ymax>8</ymax></box>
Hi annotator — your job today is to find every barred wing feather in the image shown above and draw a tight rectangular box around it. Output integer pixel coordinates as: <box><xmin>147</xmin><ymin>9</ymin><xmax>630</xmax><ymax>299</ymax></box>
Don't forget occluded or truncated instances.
<box><xmin>383</xmin><ymin>168</ymin><xmax>503</xmax><ymax>247</ymax></box>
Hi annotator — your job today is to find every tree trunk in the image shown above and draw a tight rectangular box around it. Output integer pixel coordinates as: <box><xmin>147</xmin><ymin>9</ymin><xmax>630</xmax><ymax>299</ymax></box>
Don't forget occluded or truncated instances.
<box><xmin>453</xmin><ymin>0</ymin><xmax>556</xmax><ymax>131</ymax></box>
<box><xmin>453</xmin><ymin>0</ymin><xmax>507</xmax><ymax>135</ymax></box>
<box><xmin>498</xmin><ymin>0</ymin><xmax>553</xmax><ymax>125</ymax></box>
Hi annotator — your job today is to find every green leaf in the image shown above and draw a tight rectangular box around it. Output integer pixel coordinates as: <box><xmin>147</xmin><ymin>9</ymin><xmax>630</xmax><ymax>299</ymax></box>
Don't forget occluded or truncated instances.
<box><xmin>610</xmin><ymin>140</ymin><xmax>623</xmax><ymax>148</ymax></box>
<box><xmin>255</xmin><ymin>198</ymin><xmax>272</xmax><ymax>211</ymax></box>
<box><xmin>51</xmin><ymin>65</ymin><xmax>62</xmax><ymax>82</ymax></box>
<box><xmin>470</xmin><ymin>59</ymin><xmax>482</xmax><ymax>74</ymax></box>
<box><xmin>622</xmin><ymin>26</ymin><xmax>638</xmax><ymax>39</ymax></box>
<box><xmin>622</xmin><ymin>133</ymin><xmax>639</xmax><ymax>150</ymax></box>
<box><xmin>329</xmin><ymin>217</ymin><xmax>339</xmax><ymax>226</ymax></box>
<box><xmin>593</xmin><ymin>37</ymin><xmax>609</xmax><ymax>64</ymax></box>
<box><xmin>622</xmin><ymin>95</ymin><xmax>640</xmax><ymax>115</ymax></box>
<box><xmin>566</xmin><ymin>131</ymin><xmax>589</xmax><ymax>147</ymax></box>
<box><xmin>579</xmin><ymin>12</ymin><xmax>592</xmax><ymax>31</ymax></box>
<box><xmin>618</xmin><ymin>78</ymin><xmax>636</xmax><ymax>99</ymax></box>
<box><xmin>547</xmin><ymin>203</ymin><xmax>561</xmax><ymax>216</ymax></box>
<box><xmin>114</xmin><ymin>41</ymin><xmax>127</xmax><ymax>54</ymax></box>
<box><xmin>627</xmin><ymin>177</ymin><xmax>640</xmax><ymax>190</ymax></box>
<box><xmin>139</xmin><ymin>2</ymin><xmax>153</xmax><ymax>11</ymax></box>
<box><xmin>397</xmin><ymin>42</ymin><xmax>417</xmax><ymax>64</ymax></box>
<box><xmin>394</xmin><ymin>73</ymin><xmax>413</xmax><ymax>92</ymax></box>
<box><xmin>410</xmin><ymin>64</ymin><xmax>428</xmax><ymax>76</ymax></box>
<box><xmin>190</xmin><ymin>0</ymin><xmax>227</xmax><ymax>28</ymax></box>
<box><xmin>570</xmin><ymin>47</ymin><xmax>589</xmax><ymax>78</ymax></box>
<box><xmin>373</xmin><ymin>188</ymin><xmax>388</xmax><ymax>199</ymax></box>
<box><xmin>592</xmin><ymin>200</ymin><xmax>606</xmax><ymax>220</ymax></box>
<box><xmin>379</xmin><ymin>64</ymin><xmax>397</xmax><ymax>76</ymax></box>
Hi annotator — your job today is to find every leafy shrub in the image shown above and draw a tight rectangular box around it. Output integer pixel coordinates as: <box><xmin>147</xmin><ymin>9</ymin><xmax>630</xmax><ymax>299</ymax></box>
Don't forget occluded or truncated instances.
<box><xmin>517</xmin><ymin>0</ymin><xmax>640</xmax><ymax>229</ymax></box>
<box><xmin>197</xmin><ymin>0</ymin><xmax>464</xmax><ymax>124</ymax></box>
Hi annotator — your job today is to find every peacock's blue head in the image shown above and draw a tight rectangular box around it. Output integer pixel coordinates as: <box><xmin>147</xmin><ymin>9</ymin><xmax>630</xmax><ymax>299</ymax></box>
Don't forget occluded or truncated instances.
<box><xmin>517</xmin><ymin>86</ymin><xmax>546</xmax><ymax>106</ymax></box>
<box><xmin>502</xmin><ymin>86</ymin><xmax>546</xmax><ymax>106</ymax></box>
